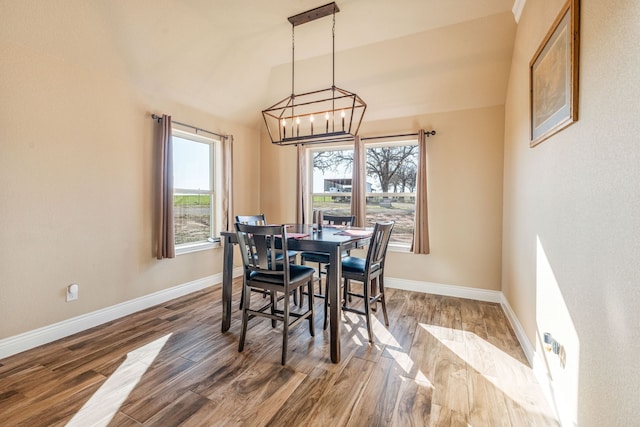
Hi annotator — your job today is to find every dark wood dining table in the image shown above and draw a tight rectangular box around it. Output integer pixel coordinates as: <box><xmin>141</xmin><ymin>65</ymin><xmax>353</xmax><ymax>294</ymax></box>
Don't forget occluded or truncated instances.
<box><xmin>220</xmin><ymin>224</ymin><xmax>372</xmax><ymax>363</ymax></box>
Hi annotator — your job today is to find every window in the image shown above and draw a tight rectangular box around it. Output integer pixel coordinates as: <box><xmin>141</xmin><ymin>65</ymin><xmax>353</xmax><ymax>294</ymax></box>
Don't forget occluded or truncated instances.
<box><xmin>172</xmin><ymin>129</ymin><xmax>220</xmax><ymax>253</ymax></box>
<box><xmin>309</xmin><ymin>138</ymin><xmax>418</xmax><ymax>249</ymax></box>
<box><xmin>364</xmin><ymin>140</ymin><xmax>418</xmax><ymax>249</ymax></box>
<box><xmin>310</xmin><ymin>148</ymin><xmax>354</xmax><ymax>217</ymax></box>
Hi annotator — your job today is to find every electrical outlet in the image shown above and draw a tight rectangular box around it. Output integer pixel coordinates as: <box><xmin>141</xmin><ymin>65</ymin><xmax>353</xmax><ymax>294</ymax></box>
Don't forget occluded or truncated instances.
<box><xmin>543</xmin><ymin>332</ymin><xmax>564</xmax><ymax>367</ymax></box>
<box><xmin>66</xmin><ymin>284</ymin><xmax>79</xmax><ymax>302</ymax></box>
<box><xmin>543</xmin><ymin>332</ymin><xmax>560</xmax><ymax>353</ymax></box>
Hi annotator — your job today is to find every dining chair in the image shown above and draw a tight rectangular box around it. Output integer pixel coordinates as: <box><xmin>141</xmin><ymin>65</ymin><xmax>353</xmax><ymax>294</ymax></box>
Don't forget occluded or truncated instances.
<box><xmin>300</xmin><ymin>214</ymin><xmax>356</xmax><ymax>298</ymax></box>
<box><xmin>324</xmin><ymin>221</ymin><xmax>394</xmax><ymax>343</ymax></box>
<box><xmin>235</xmin><ymin>223</ymin><xmax>315</xmax><ymax>365</ymax></box>
<box><xmin>236</xmin><ymin>214</ymin><xmax>298</xmax><ymax>263</ymax></box>
<box><xmin>236</xmin><ymin>214</ymin><xmax>299</xmax><ymax>308</ymax></box>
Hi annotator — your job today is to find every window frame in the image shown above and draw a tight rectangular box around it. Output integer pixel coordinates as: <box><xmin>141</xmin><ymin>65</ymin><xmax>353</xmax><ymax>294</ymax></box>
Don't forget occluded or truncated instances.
<box><xmin>307</xmin><ymin>137</ymin><xmax>418</xmax><ymax>252</ymax></box>
<box><xmin>364</xmin><ymin>139</ymin><xmax>418</xmax><ymax>252</ymax></box>
<box><xmin>172</xmin><ymin>128</ymin><xmax>222</xmax><ymax>255</ymax></box>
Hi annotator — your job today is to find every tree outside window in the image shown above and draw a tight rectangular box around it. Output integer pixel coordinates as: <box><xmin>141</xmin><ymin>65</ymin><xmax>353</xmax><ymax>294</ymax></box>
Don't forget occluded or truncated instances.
<box><xmin>310</xmin><ymin>139</ymin><xmax>418</xmax><ymax>247</ymax></box>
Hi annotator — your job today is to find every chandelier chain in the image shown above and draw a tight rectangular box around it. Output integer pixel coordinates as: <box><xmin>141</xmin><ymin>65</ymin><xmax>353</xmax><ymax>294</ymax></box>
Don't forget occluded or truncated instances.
<box><xmin>291</xmin><ymin>24</ymin><xmax>295</xmax><ymax>97</ymax></box>
<box><xmin>332</xmin><ymin>9</ymin><xmax>336</xmax><ymax>89</ymax></box>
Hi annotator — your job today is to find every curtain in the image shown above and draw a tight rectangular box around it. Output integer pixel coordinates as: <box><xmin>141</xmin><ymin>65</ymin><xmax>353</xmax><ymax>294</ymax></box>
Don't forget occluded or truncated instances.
<box><xmin>296</xmin><ymin>144</ymin><xmax>307</xmax><ymax>224</ymax></box>
<box><xmin>350</xmin><ymin>136</ymin><xmax>366</xmax><ymax>227</ymax></box>
<box><xmin>221</xmin><ymin>135</ymin><xmax>234</xmax><ymax>231</ymax></box>
<box><xmin>156</xmin><ymin>114</ymin><xmax>175</xmax><ymax>259</ymax></box>
<box><xmin>411</xmin><ymin>129</ymin><xmax>430</xmax><ymax>254</ymax></box>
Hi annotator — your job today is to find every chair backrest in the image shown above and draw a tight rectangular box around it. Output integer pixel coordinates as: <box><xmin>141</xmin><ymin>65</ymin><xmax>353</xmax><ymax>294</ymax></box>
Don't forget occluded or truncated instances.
<box><xmin>235</xmin><ymin>214</ymin><xmax>266</xmax><ymax>225</ymax></box>
<box><xmin>323</xmin><ymin>214</ymin><xmax>355</xmax><ymax>226</ymax></box>
<box><xmin>235</xmin><ymin>223</ymin><xmax>290</xmax><ymax>283</ymax></box>
<box><xmin>364</xmin><ymin>221</ymin><xmax>394</xmax><ymax>273</ymax></box>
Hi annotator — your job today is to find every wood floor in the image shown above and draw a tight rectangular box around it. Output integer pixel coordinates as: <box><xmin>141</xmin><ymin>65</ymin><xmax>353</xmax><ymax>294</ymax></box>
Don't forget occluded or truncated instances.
<box><xmin>0</xmin><ymin>279</ymin><xmax>559</xmax><ymax>426</ymax></box>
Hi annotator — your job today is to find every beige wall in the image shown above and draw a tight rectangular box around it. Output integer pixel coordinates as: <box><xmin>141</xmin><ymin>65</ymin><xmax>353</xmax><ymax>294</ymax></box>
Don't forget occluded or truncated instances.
<box><xmin>0</xmin><ymin>37</ymin><xmax>260</xmax><ymax>339</ymax></box>
<box><xmin>261</xmin><ymin>106</ymin><xmax>505</xmax><ymax>291</ymax></box>
<box><xmin>502</xmin><ymin>0</ymin><xmax>640</xmax><ymax>424</ymax></box>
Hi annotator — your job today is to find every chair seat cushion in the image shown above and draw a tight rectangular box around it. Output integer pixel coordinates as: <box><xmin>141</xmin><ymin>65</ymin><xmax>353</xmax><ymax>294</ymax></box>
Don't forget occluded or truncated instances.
<box><xmin>341</xmin><ymin>256</ymin><xmax>381</xmax><ymax>274</ymax></box>
<box><xmin>249</xmin><ymin>264</ymin><xmax>315</xmax><ymax>285</ymax></box>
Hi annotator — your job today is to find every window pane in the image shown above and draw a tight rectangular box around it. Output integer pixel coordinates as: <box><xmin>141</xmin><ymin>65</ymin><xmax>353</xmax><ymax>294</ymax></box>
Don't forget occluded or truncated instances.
<box><xmin>173</xmin><ymin>136</ymin><xmax>210</xmax><ymax>191</ymax></box>
<box><xmin>365</xmin><ymin>144</ymin><xmax>417</xmax><ymax>245</ymax></box>
<box><xmin>174</xmin><ymin>193</ymin><xmax>211</xmax><ymax>245</ymax></box>
<box><xmin>365</xmin><ymin>195</ymin><xmax>415</xmax><ymax>245</ymax></box>
<box><xmin>172</xmin><ymin>134</ymin><xmax>215</xmax><ymax>246</ymax></box>
<box><xmin>311</xmin><ymin>149</ymin><xmax>354</xmax><ymax>216</ymax></box>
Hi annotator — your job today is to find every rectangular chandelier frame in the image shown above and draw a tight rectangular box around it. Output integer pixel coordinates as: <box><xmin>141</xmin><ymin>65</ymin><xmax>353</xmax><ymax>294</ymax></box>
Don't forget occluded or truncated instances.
<box><xmin>262</xmin><ymin>86</ymin><xmax>366</xmax><ymax>146</ymax></box>
<box><xmin>262</xmin><ymin>2</ymin><xmax>367</xmax><ymax>146</ymax></box>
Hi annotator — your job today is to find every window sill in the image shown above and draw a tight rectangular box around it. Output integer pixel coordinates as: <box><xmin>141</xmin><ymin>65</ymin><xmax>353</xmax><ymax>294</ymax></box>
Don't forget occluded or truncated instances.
<box><xmin>176</xmin><ymin>240</ymin><xmax>221</xmax><ymax>255</ymax></box>
<box><xmin>388</xmin><ymin>243</ymin><xmax>411</xmax><ymax>253</ymax></box>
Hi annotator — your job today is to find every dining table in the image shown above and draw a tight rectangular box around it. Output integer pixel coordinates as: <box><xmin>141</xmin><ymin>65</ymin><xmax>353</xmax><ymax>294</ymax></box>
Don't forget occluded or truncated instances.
<box><xmin>220</xmin><ymin>224</ymin><xmax>372</xmax><ymax>363</ymax></box>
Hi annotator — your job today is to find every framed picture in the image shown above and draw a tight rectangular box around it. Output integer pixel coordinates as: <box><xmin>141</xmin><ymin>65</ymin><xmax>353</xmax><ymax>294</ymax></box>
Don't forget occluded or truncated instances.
<box><xmin>530</xmin><ymin>0</ymin><xmax>580</xmax><ymax>147</ymax></box>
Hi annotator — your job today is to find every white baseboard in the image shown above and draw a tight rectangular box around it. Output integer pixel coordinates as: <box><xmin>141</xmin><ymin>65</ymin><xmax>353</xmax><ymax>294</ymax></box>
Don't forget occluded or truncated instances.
<box><xmin>0</xmin><ymin>274</ymin><xmax>222</xmax><ymax>359</ymax></box>
<box><xmin>0</xmin><ymin>271</ymin><xmax>527</xmax><ymax>370</ymax></box>
<box><xmin>385</xmin><ymin>276</ymin><xmax>502</xmax><ymax>303</ymax></box>
<box><xmin>2</xmin><ymin>269</ymin><xmax>565</xmax><ymax>423</ymax></box>
<box><xmin>499</xmin><ymin>293</ymin><xmax>536</xmax><ymax>365</ymax></box>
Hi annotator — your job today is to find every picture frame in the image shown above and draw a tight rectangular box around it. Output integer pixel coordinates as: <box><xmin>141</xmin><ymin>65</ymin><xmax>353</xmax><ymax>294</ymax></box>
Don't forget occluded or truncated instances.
<box><xmin>530</xmin><ymin>0</ymin><xmax>580</xmax><ymax>147</ymax></box>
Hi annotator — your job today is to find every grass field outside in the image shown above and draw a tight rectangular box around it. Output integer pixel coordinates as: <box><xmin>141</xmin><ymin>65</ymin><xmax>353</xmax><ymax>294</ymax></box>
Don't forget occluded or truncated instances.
<box><xmin>312</xmin><ymin>194</ymin><xmax>415</xmax><ymax>246</ymax></box>
<box><xmin>174</xmin><ymin>194</ymin><xmax>211</xmax><ymax>245</ymax></box>
<box><xmin>173</xmin><ymin>194</ymin><xmax>416</xmax><ymax>247</ymax></box>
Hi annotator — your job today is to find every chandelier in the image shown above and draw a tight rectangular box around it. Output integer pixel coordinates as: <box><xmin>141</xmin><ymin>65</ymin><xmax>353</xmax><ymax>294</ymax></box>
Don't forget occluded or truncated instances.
<box><xmin>262</xmin><ymin>2</ymin><xmax>366</xmax><ymax>146</ymax></box>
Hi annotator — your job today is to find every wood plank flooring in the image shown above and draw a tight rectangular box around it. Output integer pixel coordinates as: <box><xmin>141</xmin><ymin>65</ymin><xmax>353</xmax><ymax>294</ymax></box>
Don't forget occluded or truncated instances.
<box><xmin>0</xmin><ymin>279</ymin><xmax>559</xmax><ymax>426</ymax></box>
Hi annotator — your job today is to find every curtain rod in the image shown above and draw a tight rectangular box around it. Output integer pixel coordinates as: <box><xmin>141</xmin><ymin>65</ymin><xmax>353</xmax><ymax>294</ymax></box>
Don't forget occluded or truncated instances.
<box><xmin>299</xmin><ymin>130</ymin><xmax>436</xmax><ymax>145</ymax></box>
<box><xmin>361</xmin><ymin>130</ymin><xmax>436</xmax><ymax>141</ymax></box>
<box><xmin>151</xmin><ymin>114</ymin><xmax>229</xmax><ymax>140</ymax></box>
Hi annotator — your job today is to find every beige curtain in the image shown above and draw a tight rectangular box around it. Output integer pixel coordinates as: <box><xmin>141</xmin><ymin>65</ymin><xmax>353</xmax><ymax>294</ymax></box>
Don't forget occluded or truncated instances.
<box><xmin>350</xmin><ymin>136</ymin><xmax>366</xmax><ymax>227</ymax></box>
<box><xmin>411</xmin><ymin>129</ymin><xmax>430</xmax><ymax>254</ymax></box>
<box><xmin>156</xmin><ymin>114</ymin><xmax>175</xmax><ymax>259</ymax></box>
<box><xmin>296</xmin><ymin>144</ymin><xmax>307</xmax><ymax>224</ymax></box>
<box><xmin>221</xmin><ymin>135</ymin><xmax>234</xmax><ymax>231</ymax></box>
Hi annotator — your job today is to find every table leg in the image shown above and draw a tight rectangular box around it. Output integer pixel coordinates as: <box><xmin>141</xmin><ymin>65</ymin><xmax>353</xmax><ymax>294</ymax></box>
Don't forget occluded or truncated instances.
<box><xmin>329</xmin><ymin>245</ymin><xmax>342</xmax><ymax>363</ymax></box>
<box><xmin>222</xmin><ymin>236</ymin><xmax>233</xmax><ymax>332</ymax></box>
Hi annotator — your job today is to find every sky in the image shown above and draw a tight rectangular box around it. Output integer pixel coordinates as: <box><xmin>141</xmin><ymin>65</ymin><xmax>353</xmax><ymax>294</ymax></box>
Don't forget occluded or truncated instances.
<box><xmin>173</xmin><ymin>136</ymin><xmax>210</xmax><ymax>190</ymax></box>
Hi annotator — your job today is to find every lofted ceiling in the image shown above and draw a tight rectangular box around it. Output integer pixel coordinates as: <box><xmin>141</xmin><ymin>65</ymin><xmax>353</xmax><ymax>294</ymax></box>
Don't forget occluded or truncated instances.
<box><xmin>1</xmin><ymin>0</ymin><xmax>517</xmax><ymax>128</ymax></box>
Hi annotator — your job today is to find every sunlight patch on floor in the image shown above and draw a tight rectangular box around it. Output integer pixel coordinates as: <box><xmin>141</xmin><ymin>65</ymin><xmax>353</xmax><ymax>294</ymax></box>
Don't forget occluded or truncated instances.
<box><xmin>66</xmin><ymin>333</ymin><xmax>172</xmax><ymax>427</ymax></box>
<box><xmin>370</xmin><ymin>315</ymin><xmax>432</xmax><ymax>387</ymax></box>
<box><xmin>418</xmin><ymin>323</ymin><xmax>551</xmax><ymax>416</ymax></box>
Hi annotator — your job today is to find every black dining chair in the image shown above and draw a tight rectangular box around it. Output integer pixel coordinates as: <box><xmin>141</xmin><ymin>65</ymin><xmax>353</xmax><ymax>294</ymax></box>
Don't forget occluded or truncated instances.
<box><xmin>324</xmin><ymin>221</ymin><xmax>394</xmax><ymax>343</ymax></box>
<box><xmin>236</xmin><ymin>214</ymin><xmax>299</xmax><ymax>308</ymax></box>
<box><xmin>236</xmin><ymin>214</ymin><xmax>298</xmax><ymax>264</ymax></box>
<box><xmin>300</xmin><ymin>214</ymin><xmax>356</xmax><ymax>298</ymax></box>
<box><xmin>235</xmin><ymin>223</ymin><xmax>315</xmax><ymax>365</ymax></box>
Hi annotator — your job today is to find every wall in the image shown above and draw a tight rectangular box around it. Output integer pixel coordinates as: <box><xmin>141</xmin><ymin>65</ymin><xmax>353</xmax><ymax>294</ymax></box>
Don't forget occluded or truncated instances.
<box><xmin>261</xmin><ymin>105</ymin><xmax>505</xmax><ymax>291</ymax></box>
<box><xmin>0</xmin><ymin>35</ymin><xmax>260</xmax><ymax>340</ymax></box>
<box><xmin>502</xmin><ymin>0</ymin><xmax>640</xmax><ymax>424</ymax></box>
